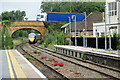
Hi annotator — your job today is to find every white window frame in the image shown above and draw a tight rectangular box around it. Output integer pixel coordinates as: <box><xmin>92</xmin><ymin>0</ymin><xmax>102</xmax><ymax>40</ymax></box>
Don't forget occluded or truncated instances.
<box><xmin>108</xmin><ymin>2</ymin><xmax>117</xmax><ymax>16</ymax></box>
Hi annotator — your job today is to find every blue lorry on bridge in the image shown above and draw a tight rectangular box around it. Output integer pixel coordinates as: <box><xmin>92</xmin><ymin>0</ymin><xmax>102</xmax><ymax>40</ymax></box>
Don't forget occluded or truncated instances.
<box><xmin>37</xmin><ymin>12</ymin><xmax>85</xmax><ymax>22</ymax></box>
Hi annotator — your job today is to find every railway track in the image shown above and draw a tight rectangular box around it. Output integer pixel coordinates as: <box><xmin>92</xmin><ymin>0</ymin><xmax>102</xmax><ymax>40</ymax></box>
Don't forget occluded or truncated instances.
<box><xmin>30</xmin><ymin>44</ymin><xmax>120</xmax><ymax>79</ymax></box>
<box><xmin>15</xmin><ymin>43</ymin><xmax>69</xmax><ymax>80</ymax></box>
<box><xmin>15</xmin><ymin>43</ymin><xmax>120</xmax><ymax>79</ymax></box>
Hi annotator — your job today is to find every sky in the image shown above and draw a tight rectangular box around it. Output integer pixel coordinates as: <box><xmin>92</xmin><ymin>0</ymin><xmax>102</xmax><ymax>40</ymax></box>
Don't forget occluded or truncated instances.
<box><xmin>0</xmin><ymin>0</ymin><xmax>42</xmax><ymax>20</ymax></box>
<box><xmin>0</xmin><ymin>0</ymin><xmax>106</xmax><ymax>20</ymax></box>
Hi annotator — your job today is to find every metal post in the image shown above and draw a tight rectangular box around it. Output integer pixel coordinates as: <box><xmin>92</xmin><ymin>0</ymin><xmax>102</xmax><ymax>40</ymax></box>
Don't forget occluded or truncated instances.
<box><xmin>108</xmin><ymin>12</ymin><xmax>113</xmax><ymax>50</ymax></box>
<box><xmin>96</xmin><ymin>28</ymin><xmax>98</xmax><ymax>49</ymax></box>
<box><xmin>83</xmin><ymin>29</ymin><xmax>85</xmax><ymax>47</ymax></box>
<box><xmin>68</xmin><ymin>17</ymin><xmax>71</xmax><ymax>45</ymax></box>
<box><xmin>84</xmin><ymin>12</ymin><xmax>87</xmax><ymax>47</ymax></box>
<box><xmin>75</xmin><ymin>15</ymin><xmax>77</xmax><ymax>46</ymax></box>
<box><xmin>4</xmin><ymin>27</ymin><xmax>6</xmax><ymax>49</ymax></box>
<box><xmin>105</xmin><ymin>5</ymin><xmax>107</xmax><ymax>50</ymax></box>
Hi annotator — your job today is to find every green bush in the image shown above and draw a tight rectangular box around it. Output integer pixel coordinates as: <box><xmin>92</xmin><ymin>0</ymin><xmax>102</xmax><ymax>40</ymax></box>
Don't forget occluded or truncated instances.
<box><xmin>2</xmin><ymin>20</ymin><xmax>10</xmax><ymax>26</ymax></box>
<box><xmin>0</xmin><ymin>27</ymin><xmax>3</xmax><ymax>49</ymax></box>
<box><xmin>40</xmin><ymin>32</ymin><xmax>70</xmax><ymax>49</ymax></box>
<box><xmin>113</xmin><ymin>33</ymin><xmax>120</xmax><ymax>50</ymax></box>
<box><xmin>5</xmin><ymin>27</ymin><xmax>14</xmax><ymax>49</ymax></box>
<box><xmin>0</xmin><ymin>26</ymin><xmax>14</xmax><ymax>49</ymax></box>
<box><xmin>1</xmin><ymin>27</ymin><xmax>5</xmax><ymax>49</ymax></box>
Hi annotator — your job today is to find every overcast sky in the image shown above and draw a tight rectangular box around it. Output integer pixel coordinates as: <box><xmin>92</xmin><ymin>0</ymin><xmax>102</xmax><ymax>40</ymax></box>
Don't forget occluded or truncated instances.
<box><xmin>0</xmin><ymin>0</ymin><xmax>42</xmax><ymax>20</ymax></box>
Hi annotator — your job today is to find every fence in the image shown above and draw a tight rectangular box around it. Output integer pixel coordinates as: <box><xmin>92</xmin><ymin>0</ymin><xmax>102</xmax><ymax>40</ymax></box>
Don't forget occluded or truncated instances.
<box><xmin>71</xmin><ymin>37</ymin><xmax>117</xmax><ymax>50</ymax></box>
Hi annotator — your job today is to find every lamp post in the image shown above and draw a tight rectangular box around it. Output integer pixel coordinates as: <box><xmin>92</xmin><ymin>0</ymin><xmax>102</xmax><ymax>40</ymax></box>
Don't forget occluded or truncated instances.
<box><xmin>72</xmin><ymin>15</ymin><xmax>77</xmax><ymax>46</ymax></box>
<box><xmin>84</xmin><ymin>12</ymin><xmax>87</xmax><ymax>47</ymax></box>
<box><xmin>68</xmin><ymin>17</ymin><xmax>71</xmax><ymax>45</ymax></box>
<box><xmin>83</xmin><ymin>29</ymin><xmax>85</xmax><ymax>47</ymax></box>
<box><xmin>74</xmin><ymin>15</ymin><xmax>77</xmax><ymax>46</ymax></box>
<box><xmin>108</xmin><ymin>11</ymin><xmax>113</xmax><ymax>50</ymax></box>
<box><xmin>96</xmin><ymin>28</ymin><xmax>98</xmax><ymax>49</ymax></box>
<box><xmin>104</xmin><ymin>5</ymin><xmax>107</xmax><ymax>50</ymax></box>
<box><xmin>4</xmin><ymin>26</ymin><xmax>6</xmax><ymax>49</ymax></box>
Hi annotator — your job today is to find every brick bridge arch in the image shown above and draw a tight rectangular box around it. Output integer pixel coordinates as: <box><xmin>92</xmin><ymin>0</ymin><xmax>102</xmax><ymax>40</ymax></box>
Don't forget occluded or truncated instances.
<box><xmin>8</xmin><ymin>21</ymin><xmax>47</xmax><ymax>41</ymax></box>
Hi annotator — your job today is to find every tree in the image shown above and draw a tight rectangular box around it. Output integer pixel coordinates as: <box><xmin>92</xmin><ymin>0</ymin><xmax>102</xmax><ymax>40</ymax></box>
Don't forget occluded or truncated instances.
<box><xmin>40</xmin><ymin>2</ymin><xmax>105</xmax><ymax>15</ymax></box>
<box><xmin>1</xmin><ymin>10</ymin><xmax>26</xmax><ymax>22</ymax></box>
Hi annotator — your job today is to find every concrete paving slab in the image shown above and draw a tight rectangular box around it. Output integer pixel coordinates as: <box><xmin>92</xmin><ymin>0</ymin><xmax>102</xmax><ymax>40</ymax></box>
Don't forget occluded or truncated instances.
<box><xmin>0</xmin><ymin>50</ymin><xmax>10</xmax><ymax>79</ymax></box>
<box><xmin>2</xmin><ymin>50</ymin><xmax>10</xmax><ymax>78</ymax></box>
<box><xmin>0</xmin><ymin>50</ymin><xmax>47</xmax><ymax>79</ymax></box>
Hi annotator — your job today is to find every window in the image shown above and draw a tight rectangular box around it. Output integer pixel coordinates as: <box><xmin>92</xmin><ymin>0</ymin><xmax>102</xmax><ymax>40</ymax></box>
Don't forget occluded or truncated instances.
<box><xmin>97</xmin><ymin>33</ymin><xmax>99</xmax><ymax>37</ymax></box>
<box><xmin>108</xmin><ymin>2</ymin><xmax>117</xmax><ymax>16</ymax></box>
<box><xmin>40</xmin><ymin>15</ymin><xmax>44</xmax><ymax>18</ymax></box>
<box><xmin>101</xmin><ymin>32</ymin><xmax>104</xmax><ymax>37</ymax></box>
<box><xmin>76</xmin><ymin>32</ymin><xmax>79</xmax><ymax>36</ymax></box>
<box><xmin>83</xmin><ymin>33</ymin><xmax>86</xmax><ymax>36</ymax></box>
<box><xmin>90</xmin><ymin>32</ymin><xmax>93</xmax><ymax>36</ymax></box>
<box><xmin>110</xmin><ymin>26</ymin><xmax>117</xmax><ymax>33</ymax></box>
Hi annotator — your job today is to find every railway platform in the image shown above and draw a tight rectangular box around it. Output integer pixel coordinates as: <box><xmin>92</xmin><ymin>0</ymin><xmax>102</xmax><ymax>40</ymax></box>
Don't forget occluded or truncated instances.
<box><xmin>54</xmin><ymin>45</ymin><xmax>120</xmax><ymax>69</ymax></box>
<box><xmin>54</xmin><ymin>45</ymin><xmax>120</xmax><ymax>58</ymax></box>
<box><xmin>0</xmin><ymin>50</ymin><xmax>47</xmax><ymax>79</ymax></box>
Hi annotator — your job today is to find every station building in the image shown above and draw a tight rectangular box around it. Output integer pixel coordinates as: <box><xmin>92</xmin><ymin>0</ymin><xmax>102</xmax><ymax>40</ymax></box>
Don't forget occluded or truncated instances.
<box><xmin>61</xmin><ymin>12</ymin><xmax>104</xmax><ymax>37</ymax></box>
<box><xmin>93</xmin><ymin>0</ymin><xmax>120</xmax><ymax>37</ymax></box>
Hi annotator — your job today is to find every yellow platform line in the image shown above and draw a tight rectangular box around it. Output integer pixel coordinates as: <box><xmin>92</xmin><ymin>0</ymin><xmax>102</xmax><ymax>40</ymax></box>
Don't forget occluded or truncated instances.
<box><xmin>8</xmin><ymin>50</ymin><xmax>27</xmax><ymax>78</ymax></box>
<box><xmin>6</xmin><ymin>50</ymin><xmax>15</xmax><ymax>79</ymax></box>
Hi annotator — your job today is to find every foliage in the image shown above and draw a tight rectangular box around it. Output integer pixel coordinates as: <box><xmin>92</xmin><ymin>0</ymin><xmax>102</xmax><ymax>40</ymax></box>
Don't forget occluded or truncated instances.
<box><xmin>41</xmin><ymin>32</ymin><xmax>69</xmax><ymax>49</ymax></box>
<box><xmin>1</xmin><ymin>27</ymin><xmax>5</xmax><ymax>49</ymax></box>
<box><xmin>2</xmin><ymin>20</ymin><xmax>10</xmax><ymax>26</ymax></box>
<box><xmin>0</xmin><ymin>15</ymin><xmax>2</xmax><ymax>20</ymax></box>
<box><xmin>12</xmin><ymin>29</ymin><xmax>39</xmax><ymax>39</ymax></box>
<box><xmin>33</xmin><ymin>50</ymin><xmax>41</xmax><ymax>54</ymax></box>
<box><xmin>113</xmin><ymin>33</ymin><xmax>120</xmax><ymax>50</ymax></box>
<box><xmin>40</xmin><ymin>21</ymin><xmax>70</xmax><ymax>49</ymax></box>
<box><xmin>1</xmin><ymin>10</ymin><xmax>26</xmax><ymax>22</ymax></box>
<box><xmin>13</xmin><ymin>37</ymin><xmax>27</xmax><ymax>45</ymax></box>
<box><xmin>40</xmin><ymin>2</ymin><xmax>105</xmax><ymax>15</ymax></box>
<box><xmin>5</xmin><ymin>27</ymin><xmax>14</xmax><ymax>49</ymax></box>
<box><xmin>12</xmin><ymin>30</ymin><xmax>28</xmax><ymax>39</ymax></box>
<box><xmin>23</xmin><ymin>54</ymin><xmax>35</xmax><ymax>60</ymax></box>
<box><xmin>44</xmin><ymin>22</ymin><xmax>66</xmax><ymax>33</ymax></box>
<box><xmin>0</xmin><ymin>27</ymin><xmax>3</xmax><ymax>49</ymax></box>
<box><xmin>0</xmin><ymin>26</ymin><xmax>14</xmax><ymax>49</ymax></box>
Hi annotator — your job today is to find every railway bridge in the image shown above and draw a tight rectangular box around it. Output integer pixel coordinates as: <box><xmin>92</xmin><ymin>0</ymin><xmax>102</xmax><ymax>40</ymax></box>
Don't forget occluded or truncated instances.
<box><xmin>8</xmin><ymin>21</ymin><xmax>47</xmax><ymax>41</ymax></box>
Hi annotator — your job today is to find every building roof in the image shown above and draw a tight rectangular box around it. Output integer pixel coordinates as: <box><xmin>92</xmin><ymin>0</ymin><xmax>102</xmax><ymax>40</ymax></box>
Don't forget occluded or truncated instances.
<box><xmin>62</xmin><ymin>12</ymin><xmax>104</xmax><ymax>31</ymax></box>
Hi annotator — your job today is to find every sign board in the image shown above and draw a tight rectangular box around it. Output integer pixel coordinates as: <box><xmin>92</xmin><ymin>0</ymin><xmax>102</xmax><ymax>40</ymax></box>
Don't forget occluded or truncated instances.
<box><xmin>66</xmin><ymin>38</ymin><xmax>71</xmax><ymax>41</ymax></box>
<box><xmin>0</xmin><ymin>25</ymin><xmax>5</xmax><ymax>27</ymax></box>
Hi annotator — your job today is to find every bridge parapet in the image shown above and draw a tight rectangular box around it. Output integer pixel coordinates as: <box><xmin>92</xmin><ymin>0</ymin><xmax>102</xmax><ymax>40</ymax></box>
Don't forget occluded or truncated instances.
<box><xmin>10</xmin><ymin>21</ymin><xmax>45</xmax><ymax>27</ymax></box>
